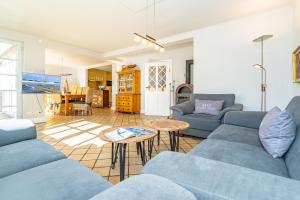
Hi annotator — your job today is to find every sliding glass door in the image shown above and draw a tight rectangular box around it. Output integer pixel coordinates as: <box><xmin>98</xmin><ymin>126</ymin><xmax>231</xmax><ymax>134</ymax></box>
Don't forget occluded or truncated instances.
<box><xmin>0</xmin><ymin>39</ymin><xmax>21</xmax><ymax>119</ymax></box>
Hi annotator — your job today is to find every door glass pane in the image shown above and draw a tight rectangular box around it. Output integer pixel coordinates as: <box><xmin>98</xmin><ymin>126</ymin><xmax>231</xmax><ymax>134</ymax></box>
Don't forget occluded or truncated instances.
<box><xmin>1</xmin><ymin>107</ymin><xmax>16</xmax><ymax>118</ymax></box>
<box><xmin>0</xmin><ymin>75</ymin><xmax>16</xmax><ymax>90</ymax></box>
<box><xmin>0</xmin><ymin>59</ymin><xmax>17</xmax><ymax>75</ymax></box>
<box><xmin>1</xmin><ymin>91</ymin><xmax>16</xmax><ymax>107</ymax></box>
<box><xmin>0</xmin><ymin>40</ymin><xmax>19</xmax><ymax>119</ymax></box>
<box><xmin>158</xmin><ymin>65</ymin><xmax>166</xmax><ymax>91</ymax></box>
<box><xmin>148</xmin><ymin>66</ymin><xmax>156</xmax><ymax>91</ymax></box>
<box><xmin>0</xmin><ymin>43</ymin><xmax>17</xmax><ymax>60</ymax></box>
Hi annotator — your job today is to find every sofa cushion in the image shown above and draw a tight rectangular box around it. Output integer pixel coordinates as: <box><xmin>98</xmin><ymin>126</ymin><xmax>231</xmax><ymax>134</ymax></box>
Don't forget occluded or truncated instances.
<box><xmin>142</xmin><ymin>152</ymin><xmax>300</xmax><ymax>200</ymax></box>
<box><xmin>0</xmin><ymin>119</ymin><xmax>36</xmax><ymax>147</ymax></box>
<box><xmin>90</xmin><ymin>174</ymin><xmax>197</xmax><ymax>200</ymax></box>
<box><xmin>191</xmin><ymin>94</ymin><xmax>235</xmax><ymax>108</ymax></box>
<box><xmin>0</xmin><ymin>139</ymin><xmax>66</xmax><ymax>178</ymax></box>
<box><xmin>259</xmin><ymin>107</ymin><xmax>296</xmax><ymax>158</ymax></box>
<box><xmin>284</xmin><ymin>96</ymin><xmax>300</xmax><ymax>180</ymax></box>
<box><xmin>189</xmin><ymin>139</ymin><xmax>289</xmax><ymax>177</ymax></box>
<box><xmin>179</xmin><ymin>114</ymin><xmax>220</xmax><ymax>131</ymax></box>
<box><xmin>0</xmin><ymin>159</ymin><xmax>112</xmax><ymax>200</ymax></box>
<box><xmin>208</xmin><ymin>124</ymin><xmax>261</xmax><ymax>147</ymax></box>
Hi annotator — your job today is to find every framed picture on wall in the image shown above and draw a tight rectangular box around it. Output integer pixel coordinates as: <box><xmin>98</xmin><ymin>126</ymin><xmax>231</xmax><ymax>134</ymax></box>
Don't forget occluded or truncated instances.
<box><xmin>293</xmin><ymin>45</ymin><xmax>300</xmax><ymax>83</ymax></box>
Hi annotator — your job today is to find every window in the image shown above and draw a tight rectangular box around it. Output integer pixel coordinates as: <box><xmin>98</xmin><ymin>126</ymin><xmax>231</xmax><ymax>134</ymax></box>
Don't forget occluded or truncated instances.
<box><xmin>0</xmin><ymin>40</ymin><xmax>21</xmax><ymax>119</ymax></box>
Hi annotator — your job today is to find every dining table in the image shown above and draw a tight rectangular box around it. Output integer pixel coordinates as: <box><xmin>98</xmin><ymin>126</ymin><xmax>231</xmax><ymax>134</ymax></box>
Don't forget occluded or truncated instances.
<box><xmin>61</xmin><ymin>94</ymin><xmax>86</xmax><ymax>116</ymax></box>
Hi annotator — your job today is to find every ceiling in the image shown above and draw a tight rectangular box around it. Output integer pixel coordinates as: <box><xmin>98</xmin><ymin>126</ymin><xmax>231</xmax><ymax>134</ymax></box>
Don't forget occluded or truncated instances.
<box><xmin>0</xmin><ymin>0</ymin><xmax>293</xmax><ymax>53</ymax></box>
<box><xmin>45</xmin><ymin>48</ymin><xmax>103</xmax><ymax>68</ymax></box>
<box><xmin>94</xmin><ymin>65</ymin><xmax>113</xmax><ymax>72</ymax></box>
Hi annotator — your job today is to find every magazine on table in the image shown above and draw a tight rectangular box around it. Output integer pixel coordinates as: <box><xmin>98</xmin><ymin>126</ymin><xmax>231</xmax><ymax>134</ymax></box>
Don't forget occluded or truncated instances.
<box><xmin>106</xmin><ymin>127</ymin><xmax>152</xmax><ymax>142</ymax></box>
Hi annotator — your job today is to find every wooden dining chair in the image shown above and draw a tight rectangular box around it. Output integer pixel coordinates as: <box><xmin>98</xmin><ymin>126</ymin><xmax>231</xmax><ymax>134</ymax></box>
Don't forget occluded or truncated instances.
<box><xmin>76</xmin><ymin>87</ymin><xmax>83</xmax><ymax>95</ymax></box>
<box><xmin>73</xmin><ymin>88</ymin><xmax>93</xmax><ymax>115</ymax></box>
<box><xmin>46</xmin><ymin>94</ymin><xmax>62</xmax><ymax>114</ymax></box>
<box><xmin>70</xmin><ymin>84</ymin><xmax>78</xmax><ymax>94</ymax></box>
<box><xmin>81</xmin><ymin>87</ymin><xmax>89</xmax><ymax>95</ymax></box>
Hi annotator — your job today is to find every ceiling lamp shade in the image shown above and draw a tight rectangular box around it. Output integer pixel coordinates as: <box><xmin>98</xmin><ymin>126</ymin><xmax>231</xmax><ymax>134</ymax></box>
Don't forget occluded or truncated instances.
<box><xmin>133</xmin><ymin>33</ymin><xmax>164</xmax><ymax>52</ymax></box>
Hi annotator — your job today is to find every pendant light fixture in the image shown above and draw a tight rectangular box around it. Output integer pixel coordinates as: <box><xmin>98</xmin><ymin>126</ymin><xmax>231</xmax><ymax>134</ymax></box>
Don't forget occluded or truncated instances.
<box><xmin>133</xmin><ymin>0</ymin><xmax>165</xmax><ymax>52</ymax></box>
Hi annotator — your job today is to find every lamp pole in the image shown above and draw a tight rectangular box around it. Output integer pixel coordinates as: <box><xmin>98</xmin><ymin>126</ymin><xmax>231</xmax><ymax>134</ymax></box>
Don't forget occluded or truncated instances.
<box><xmin>261</xmin><ymin>67</ymin><xmax>267</xmax><ymax>112</ymax></box>
<box><xmin>253</xmin><ymin>35</ymin><xmax>273</xmax><ymax>112</ymax></box>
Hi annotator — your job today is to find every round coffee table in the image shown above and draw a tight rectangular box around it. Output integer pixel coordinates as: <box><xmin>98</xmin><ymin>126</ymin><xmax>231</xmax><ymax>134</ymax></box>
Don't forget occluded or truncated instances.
<box><xmin>146</xmin><ymin>119</ymin><xmax>189</xmax><ymax>152</ymax></box>
<box><xmin>99</xmin><ymin>126</ymin><xmax>157</xmax><ymax>181</ymax></box>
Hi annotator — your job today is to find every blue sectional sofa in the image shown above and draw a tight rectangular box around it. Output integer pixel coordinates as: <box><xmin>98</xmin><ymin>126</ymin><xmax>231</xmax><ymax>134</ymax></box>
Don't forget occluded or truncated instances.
<box><xmin>170</xmin><ymin>94</ymin><xmax>243</xmax><ymax>138</ymax></box>
<box><xmin>143</xmin><ymin>96</ymin><xmax>300</xmax><ymax>200</ymax></box>
<box><xmin>2</xmin><ymin>96</ymin><xmax>300</xmax><ymax>200</ymax></box>
<box><xmin>0</xmin><ymin>119</ymin><xmax>197</xmax><ymax>200</ymax></box>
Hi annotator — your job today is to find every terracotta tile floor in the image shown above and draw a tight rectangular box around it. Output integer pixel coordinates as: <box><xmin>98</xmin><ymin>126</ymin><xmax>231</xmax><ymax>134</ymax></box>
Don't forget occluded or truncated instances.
<box><xmin>36</xmin><ymin>108</ymin><xmax>202</xmax><ymax>184</ymax></box>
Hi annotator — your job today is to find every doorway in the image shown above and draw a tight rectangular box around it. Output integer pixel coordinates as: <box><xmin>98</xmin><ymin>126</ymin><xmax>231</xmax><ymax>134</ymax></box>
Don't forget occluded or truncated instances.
<box><xmin>145</xmin><ymin>60</ymin><xmax>172</xmax><ymax>116</ymax></box>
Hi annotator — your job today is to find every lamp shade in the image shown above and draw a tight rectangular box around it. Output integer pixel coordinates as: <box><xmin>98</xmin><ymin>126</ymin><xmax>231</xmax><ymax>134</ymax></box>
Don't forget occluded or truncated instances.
<box><xmin>253</xmin><ymin>64</ymin><xmax>262</xmax><ymax>69</ymax></box>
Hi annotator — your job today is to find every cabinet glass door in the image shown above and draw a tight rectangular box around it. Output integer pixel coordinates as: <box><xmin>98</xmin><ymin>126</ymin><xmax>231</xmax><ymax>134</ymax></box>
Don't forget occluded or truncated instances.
<box><xmin>126</xmin><ymin>73</ymin><xmax>133</xmax><ymax>92</ymax></box>
<box><xmin>119</xmin><ymin>74</ymin><xmax>125</xmax><ymax>92</ymax></box>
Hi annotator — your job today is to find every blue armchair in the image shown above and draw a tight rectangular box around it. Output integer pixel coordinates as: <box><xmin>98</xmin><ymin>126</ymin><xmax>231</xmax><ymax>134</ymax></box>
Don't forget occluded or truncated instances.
<box><xmin>170</xmin><ymin>94</ymin><xmax>243</xmax><ymax>138</ymax></box>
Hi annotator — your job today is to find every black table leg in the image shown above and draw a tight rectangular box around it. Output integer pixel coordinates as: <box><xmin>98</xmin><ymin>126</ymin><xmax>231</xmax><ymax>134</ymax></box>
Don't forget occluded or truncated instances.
<box><xmin>138</xmin><ymin>141</ymin><xmax>147</xmax><ymax>166</ymax></box>
<box><xmin>111</xmin><ymin>143</ymin><xmax>114</xmax><ymax>165</ymax></box>
<box><xmin>136</xmin><ymin>143</ymin><xmax>140</xmax><ymax>155</ymax></box>
<box><xmin>111</xmin><ymin>143</ymin><xmax>119</xmax><ymax>169</ymax></box>
<box><xmin>157</xmin><ymin>130</ymin><xmax>160</xmax><ymax>145</ymax></box>
<box><xmin>119</xmin><ymin>143</ymin><xmax>127</xmax><ymax>181</ymax></box>
<box><xmin>142</xmin><ymin>141</ymin><xmax>147</xmax><ymax>163</ymax></box>
<box><xmin>147</xmin><ymin>138</ymin><xmax>154</xmax><ymax>159</ymax></box>
<box><xmin>168</xmin><ymin>131</ymin><xmax>180</xmax><ymax>152</ymax></box>
<box><xmin>168</xmin><ymin>131</ymin><xmax>174</xmax><ymax>151</ymax></box>
<box><xmin>176</xmin><ymin>131</ymin><xmax>180</xmax><ymax>152</ymax></box>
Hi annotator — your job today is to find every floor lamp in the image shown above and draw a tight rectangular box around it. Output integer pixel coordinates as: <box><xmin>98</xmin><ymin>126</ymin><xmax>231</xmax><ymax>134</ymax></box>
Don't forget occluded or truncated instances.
<box><xmin>252</xmin><ymin>35</ymin><xmax>273</xmax><ymax>112</ymax></box>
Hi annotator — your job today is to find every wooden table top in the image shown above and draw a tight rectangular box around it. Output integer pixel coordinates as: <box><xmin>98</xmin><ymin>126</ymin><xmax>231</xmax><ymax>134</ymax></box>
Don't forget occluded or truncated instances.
<box><xmin>145</xmin><ymin>119</ymin><xmax>190</xmax><ymax>132</ymax></box>
<box><xmin>99</xmin><ymin>126</ymin><xmax>157</xmax><ymax>144</ymax></box>
<box><xmin>61</xmin><ymin>94</ymin><xmax>86</xmax><ymax>97</ymax></box>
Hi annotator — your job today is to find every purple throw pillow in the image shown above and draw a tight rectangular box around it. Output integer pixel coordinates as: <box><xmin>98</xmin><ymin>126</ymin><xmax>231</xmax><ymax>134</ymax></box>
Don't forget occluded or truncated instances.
<box><xmin>259</xmin><ymin>106</ymin><xmax>296</xmax><ymax>158</ymax></box>
<box><xmin>193</xmin><ymin>99</ymin><xmax>224</xmax><ymax>116</ymax></box>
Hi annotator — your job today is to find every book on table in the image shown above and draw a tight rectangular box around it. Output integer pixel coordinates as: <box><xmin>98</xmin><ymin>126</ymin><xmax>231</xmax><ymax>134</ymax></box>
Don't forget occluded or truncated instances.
<box><xmin>106</xmin><ymin>127</ymin><xmax>152</xmax><ymax>142</ymax></box>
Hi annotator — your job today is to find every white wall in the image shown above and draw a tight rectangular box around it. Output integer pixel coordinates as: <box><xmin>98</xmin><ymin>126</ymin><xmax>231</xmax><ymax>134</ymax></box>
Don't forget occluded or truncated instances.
<box><xmin>111</xmin><ymin>45</ymin><xmax>193</xmax><ymax>112</ymax></box>
<box><xmin>111</xmin><ymin>63</ymin><xmax>122</xmax><ymax>110</ymax></box>
<box><xmin>294</xmin><ymin>0</ymin><xmax>300</xmax><ymax>48</ymax></box>
<box><xmin>45</xmin><ymin>65</ymin><xmax>87</xmax><ymax>88</ymax></box>
<box><xmin>293</xmin><ymin>0</ymin><xmax>300</xmax><ymax>95</ymax></box>
<box><xmin>193</xmin><ymin>6</ymin><xmax>295</xmax><ymax>111</ymax></box>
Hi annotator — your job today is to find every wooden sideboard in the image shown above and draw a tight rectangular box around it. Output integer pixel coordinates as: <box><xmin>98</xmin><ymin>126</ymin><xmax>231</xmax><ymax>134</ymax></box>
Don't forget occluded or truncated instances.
<box><xmin>116</xmin><ymin>68</ymin><xmax>140</xmax><ymax>113</ymax></box>
<box><xmin>92</xmin><ymin>90</ymin><xmax>109</xmax><ymax>108</ymax></box>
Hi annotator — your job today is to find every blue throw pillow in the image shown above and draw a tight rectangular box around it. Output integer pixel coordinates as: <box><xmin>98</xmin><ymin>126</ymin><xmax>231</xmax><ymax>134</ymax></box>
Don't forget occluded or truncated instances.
<box><xmin>259</xmin><ymin>106</ymin><xmax>296</xmax><ymax>158</ymax></box>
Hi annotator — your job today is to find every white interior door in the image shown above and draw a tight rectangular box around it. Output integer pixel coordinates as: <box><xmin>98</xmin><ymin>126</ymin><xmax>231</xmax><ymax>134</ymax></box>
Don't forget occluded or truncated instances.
<box><xmin>145</xmin><ymin>60</ymin><xmax>172</xmax><ymax>116</ymax></box>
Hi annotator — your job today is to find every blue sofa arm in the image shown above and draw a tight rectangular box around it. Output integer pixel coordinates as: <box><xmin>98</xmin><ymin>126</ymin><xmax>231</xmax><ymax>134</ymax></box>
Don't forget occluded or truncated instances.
<box><xmin>170</xmin><ymin>101</ymin><xmax>194</xmax><ymax>117</ymax></box>
<box><xmin>224</xmin><ymin>111</ymin><xmax>266</xmax><ymax>129</ymax></box>
<box><xmin>217</xmin><ymin>103</ymin><xmax>243</xmax><ymax>119</ymax></box>
<box><xmin>142</xmin><ymin>152</ymin><xmax>300</xmax><ymax>200</ymax></box>
<box><xmin>0</xmin><ymin>119</ymin><xmax>36</xmax><ymax>146</ymax></box>
<box><xmin>90</xmin><ymin>174</ymin><xmax>196</xmax><ymax>200</ymax></box>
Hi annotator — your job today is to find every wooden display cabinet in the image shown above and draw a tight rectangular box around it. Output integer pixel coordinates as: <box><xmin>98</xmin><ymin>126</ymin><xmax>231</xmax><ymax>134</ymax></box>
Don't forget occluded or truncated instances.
<box><xmin>116</xmin><ymin>68</ymin><xmax>140</xmax><ymax>113</ymax></box>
